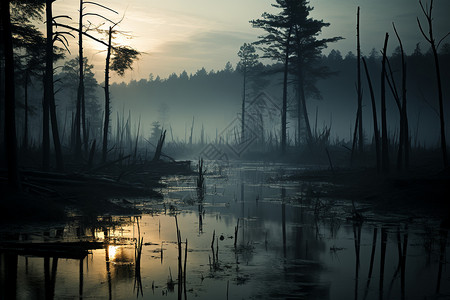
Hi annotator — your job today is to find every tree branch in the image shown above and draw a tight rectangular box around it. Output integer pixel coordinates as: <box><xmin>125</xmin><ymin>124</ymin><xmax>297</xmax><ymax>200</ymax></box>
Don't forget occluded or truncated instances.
<box><xmin>54</xmin><ymin>23</ymin><xmax>114</xmax><ymax>50</ymax></box>
<box><xmin>83</xmin><ymin>1</ymin><xmax>119</xmax><ymax>15</ymax></box>
<box><xmin>417</xmin><ymin>18</ymin><xmax>432</xmax><ymax>43</ymax></box>
<box><xmin>82</xmin><ymin>12</ymin><xmax>116</xmax><ymax>25</ymax></box>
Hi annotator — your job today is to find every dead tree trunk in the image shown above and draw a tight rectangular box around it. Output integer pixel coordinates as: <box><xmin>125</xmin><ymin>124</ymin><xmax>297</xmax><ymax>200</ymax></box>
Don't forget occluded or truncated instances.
<box><xmin>357</xmin><ymin>7</ymin><xmax>363</xmax><ymax>154</ymax></box>
<box><xmin>79</xmin><ymin>0</ymin><xmax>88</xmax><ymax>157</ymax></box>
<box><xmin>42</xmin><ymin>71</ymin><xmax>50</xmax><ymax>170</ymax></box>
<box><xmin>153</xmin><ymin>130</ymin><xmax>167</xmax><ymax>162</ymax></box>
<box><xmin>22</xmin><ymin>71</ymin><xmax>29</xmax><ymax>151</ymax></box>
<box><xmin>189</xmin><ymin>117</ymin><xmax>194</xmax><ymax>145</ymax></box>
<box><xmin>1</xmin><ymin>0</ymin><xmax>20</xmax><ymax>189</ymax></box>
<box><xmin>393</xmin><ymin>23</ymin><xmax>409</xmax><ymax>170</ymax></box>
<box><xmin>418</xmin><ymin>0</ymin><xmax>448</xmax><ymax>168</ymax></box>
<box><xmin>281</xmin><ymin>26</ymin><xmax>292</xmax><ymax>154</ymax></box>
<box><xmin>381</xmin><ymin>33</ymin><xmax>390</xmax><ymax>173</ymax></box>
<box><xmin>102</xmin><ymin>26</ymin><xmax>112</xmax><ymax>163</ymax></box>
<box><xmin>45</xmin><ymin>0</ymin><xmax>64</xmax><ymax>171</ymax></box>
<box><xmin>74</xmin><ymin>0</ymin><xmax>85</xmax><ymax>160</ymax></box>
<box><xmin>362</xmin><ymin>58</ymin><xmax>381</xmax><ymax>172</ymax></box>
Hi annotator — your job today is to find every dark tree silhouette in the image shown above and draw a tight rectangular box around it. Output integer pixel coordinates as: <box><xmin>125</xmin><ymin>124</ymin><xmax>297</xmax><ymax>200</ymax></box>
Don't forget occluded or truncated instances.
<box><xmin>417</xmin><ymin>0</ymin><xmax>449</xmax><ymax>168</ymax></box>
<box><xmin>252</xmin><ymin>0</ymin><xmax>340</xmax><ymax>152</ymax></box>
<box><xmin>103</xmin><ymin>26</ymin><xmax>113</xmax><ymax>163</ymax></box>
<box><xmin>100</xmin><ymin>23</ymin><xmax>139</xmax><ymax>163</ymax></box>
<box><xmin>237</xmin><ymin>43</ymin><xmax>259</xmax><ymax>143</ymax></box>
<box><xmin>61</xmin><ymin>57</ymin><xmax>100</xmax><ymax>148</ymax></box>
<box><xmin>11</xmin><ymin>6</ymin><xmax>49</xmax><ymax>152</ymax></box>
<box><xmin>393</xmin><ymin>23</ymin><xmax>409</xmax><ymax>170</ymax></box>
<box><xmin>1</xmin><ymin>0</ymin><xmax>20</xmax><ymax>190</ymax></box>
<box><xmin>289</xmin><ymin>0</ymin><xmax>341</xmax><ymax>146</ymax></box>
<box><xmin>381</xmin><ymin>33</ymin><xmax>390</xmax><ymax>173</ymax></box>
<box><xmin>251</xmin><ymin>0</ymin><xmax>293</xmax><ymax>154</ymax></box>
<box><xmin>362</xmin><ymin>57</ymin><xmax>381</xmax><ymax>172</ymax></box>
<box><xmin>356</xmin><ymin>7</ymin><xmax>363</xmax><ymax>153</ymax></box>
<box><xmin>43</xmin><ymin>0</ymin><xmax>65</xmax><ymax>171</ymax></box>
<box><xmin>75</xmin><ymin>0</ymin><xmax>117</xmax><ymax>160</ymax></box>
<box><xmin>351</xmin><ymin>6</ymin><xmax>363</xmax><ymax>161</ymax></box>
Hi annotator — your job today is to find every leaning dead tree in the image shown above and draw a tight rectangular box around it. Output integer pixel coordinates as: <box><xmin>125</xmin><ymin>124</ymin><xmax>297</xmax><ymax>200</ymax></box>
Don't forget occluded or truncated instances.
<box><xmin>393</xmin><ymin>23</ymin><xmax>409</xmax><ymax>170</ymax></box>
<box><xmin>356</xmin><ymin>7</ymin><xmax>363</xmax><ymax>154</ymax></box>
<box><xmin>381</xmin><ymin>33</ymin><xmax>390</xmax><ymax>173</ymax></box>
<box><xmin>362</xmin><ymin>57</ymin><xmax>380</xmax><ymax>172</ymax></box>
<box><xmin>351</xmin><ymin>7</ymin><xmax>363</xmax><ymax>165</ymax></box>
<box><xmin>385</xmin><ymin>23</ymin><xmax>409</xmax><ymax>171</ymax></box>
<box><xmin>417</xmin><ymin>0</ymin><xmax>449</xmax><ymax>168</ymax></box>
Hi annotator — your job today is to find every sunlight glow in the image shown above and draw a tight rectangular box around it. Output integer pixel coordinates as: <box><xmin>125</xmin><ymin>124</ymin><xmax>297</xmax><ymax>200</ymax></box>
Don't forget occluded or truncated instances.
<box><xmin>108</xmin><ymin>245</ymin><xmax>118</xmax><ymax>261</ymax></box>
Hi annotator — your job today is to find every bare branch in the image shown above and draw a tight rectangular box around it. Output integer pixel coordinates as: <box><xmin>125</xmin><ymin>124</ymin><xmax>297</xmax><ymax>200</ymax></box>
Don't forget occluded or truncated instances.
<box><xmin>417</xmin><ymin>18</ymin><xmax>432</xmax><ymax>43</ymax></box>
<box><xmin>55</xmin><ymin>23</ymin><xmax>113</xmax><ymax>49</ymax></box>
<box><xmin>54</xmin><ymin>32</ymin><xmax>73</xmax><ymax>46</ymax></box>
<box><xmin>53</xmin><ymin>36</ymin><xmax>71</xmax><ymax>54</ymax></box>
<box><xmin>419</xmin><ymin>0</ymin><xmax>427</xmax><ymax>19</ymax></box>
<box><xmin>392</xmin><ymin>23</ymin><xmax>402</xmax><ymax>48</ymax></box>
<box><xmin>82</xmin><ymin>12</ymin><xmax>116</xmax><ymax>25</ymax></box>
<box><xmin>437</xmin><ymin>31</ymin><xmax>450</xmax><ymax>49</ymax></box>
<box><xmin>83</xmin><ymin>1</ymin><xmax>119</xmax><ymax>14</ymax></box>
<box><xmin>385</xmin><ymin>57</ymin><xmax>401</xmax><ymax>111</ymax></box>
<box><xmin>53</xmin><ymin>15</ymin><xmax>72</xmax><ymax>22</ymax></box>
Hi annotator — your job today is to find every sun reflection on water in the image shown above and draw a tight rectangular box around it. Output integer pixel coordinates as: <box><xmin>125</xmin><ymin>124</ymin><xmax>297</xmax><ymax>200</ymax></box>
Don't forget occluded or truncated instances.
<box><xmin>108</xmin><ymin>245</ymin><xmax>118</xmax><ymax>261</ymax></box>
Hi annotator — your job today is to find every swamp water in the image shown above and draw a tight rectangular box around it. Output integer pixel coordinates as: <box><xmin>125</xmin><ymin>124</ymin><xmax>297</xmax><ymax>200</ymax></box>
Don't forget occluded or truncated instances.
<box><xmin>1</xmin><ymin>162</ymin><xmax>449</xmax><ymax>299</ymax></box>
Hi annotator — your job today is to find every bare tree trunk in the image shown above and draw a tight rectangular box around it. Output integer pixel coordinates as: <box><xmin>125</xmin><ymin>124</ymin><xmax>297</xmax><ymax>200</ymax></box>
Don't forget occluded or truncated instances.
<box><xmin>362</xmin><ymin>58</ymin><xmax>381</xmax><ymax>172</ymax></box>
<box><xmin>189</xmin><ymin>116</ymin><xmax>194</xmax><ymax>145</ymax></box>
<box><xmin>22</xmin><ymin>71</ymin><xmax>29</xmax><ymax>151</ymax></box>
<box><xmin>418</xmin><ymin>0</ymin><xmax>448</xmax><ymax>168</ymax></box>
<box><xmin>75</xmin><ymin>0</ymin><xmax>84</xmax><ymax>160</ymax></box>
<box><xmin>351</xmin><ymin>110</ymin><xmax>359</xmax><ymax>166</ymax></box>
<box><xmin>281</xmin><ymin>26</ymin><xmax>292</xmax><ymax>154</ymax></box>
<box><xmin>102</xmin><ymin>26</ymin><xmax>112</xmax><ymax>163</ymax></box>
<box><xmin>43</xmin><ymin>73</ymin><xmax>50</xmax><ymax>170</ymax></box>
<box><xmin>82</xmin><ymin>86</ymin><xmax>87</xmax><ymax>155</ymax></box>
<box><xmin>1</xmin><ymin>0</ymin><xmax>20</xmax><ymax>189</ymax></box>
<box><xmin>393</xmin><ymin>24</ymin><xmax>409</xmax><ymax>170</ymax></box>
<box><xmin>45</xmin><ymin>0</ymin><xmax>64</xmax><ymax>171</ymax></box>
<box><xmin>381</xmin><ymin>33</ymin><xmax>390</xmax><ymax>173</ymax></box>
<box><xmin>432</xmin><ymin>43</ymin><xmax>447</xmax><ymax>167</ymax></box>
<box><xmin>357</xmin><ymin>7</ymin><xmax>363</xmax><ymax>154</ymax></box>
<box><xmin>80</xmin><ymin>0</ymin><xmax>88</xmax><ymax>157</ymax></box>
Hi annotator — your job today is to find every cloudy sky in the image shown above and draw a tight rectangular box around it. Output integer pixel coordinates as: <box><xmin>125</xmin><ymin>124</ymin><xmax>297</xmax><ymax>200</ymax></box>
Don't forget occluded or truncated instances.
<box><xmin>50</xmin><ymin>0</ymin><xmax>450</xmax><ymax>83</ymax></box>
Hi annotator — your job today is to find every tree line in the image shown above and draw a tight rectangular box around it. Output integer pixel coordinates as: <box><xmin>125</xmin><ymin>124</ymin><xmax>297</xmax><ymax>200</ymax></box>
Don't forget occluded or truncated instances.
<box><xmin>1</xmin><ymin>0</ymin><xmax>450</xmax><ymax>191</ymax></box>
<box><xmin>1</xmin><ymin>0</ymin><xmax>138</xmax><ymax>190</ymax></box>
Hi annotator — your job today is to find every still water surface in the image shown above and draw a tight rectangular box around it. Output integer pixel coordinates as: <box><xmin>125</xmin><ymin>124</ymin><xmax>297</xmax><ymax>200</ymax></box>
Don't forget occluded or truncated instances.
<box><xmin>1</xmin><ymin>162</ymin><xmax>449</xmax><ymax>299</ymax></box>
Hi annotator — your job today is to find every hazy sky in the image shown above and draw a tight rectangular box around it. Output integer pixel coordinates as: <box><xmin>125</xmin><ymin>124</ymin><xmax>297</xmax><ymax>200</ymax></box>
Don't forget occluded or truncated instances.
<box><xmin>50</xmin><ymin>0</ymin><xmax>450</xmax><ymax>83</ymax></box>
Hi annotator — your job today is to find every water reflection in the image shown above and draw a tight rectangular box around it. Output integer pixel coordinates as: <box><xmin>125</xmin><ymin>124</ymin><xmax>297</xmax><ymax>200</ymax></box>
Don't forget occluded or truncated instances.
<box><xmin>0</xmin><ymin>162</ymin><xmax>449</xmax><ymax>299</ymax></box>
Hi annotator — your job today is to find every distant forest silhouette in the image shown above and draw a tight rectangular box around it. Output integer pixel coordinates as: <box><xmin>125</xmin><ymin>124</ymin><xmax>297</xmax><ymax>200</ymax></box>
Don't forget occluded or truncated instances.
<box><xmin>18</xmin><ymin>44</ymin><xmax>450</xmax><ymax>148</ymax></box>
